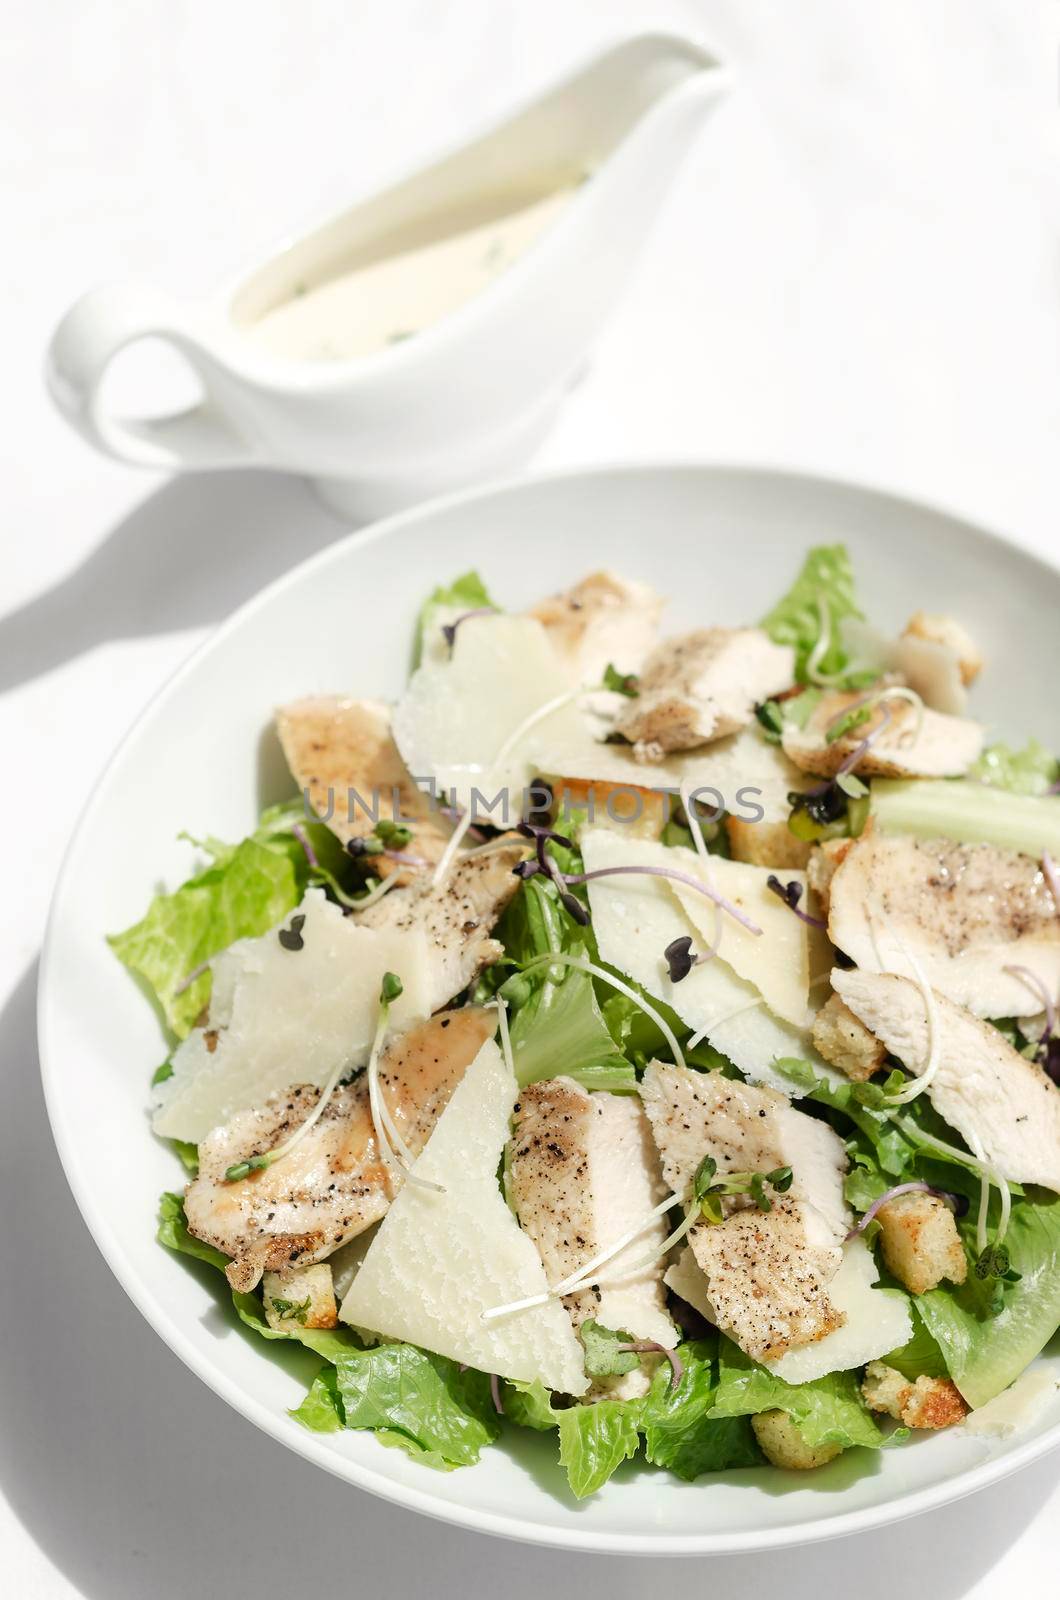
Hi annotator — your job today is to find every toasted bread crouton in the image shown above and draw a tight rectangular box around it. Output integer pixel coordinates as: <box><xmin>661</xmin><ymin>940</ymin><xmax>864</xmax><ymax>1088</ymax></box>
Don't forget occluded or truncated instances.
<box><xmin>903</xmin><ymin>612</ymin><xmax>982</xmax><ymax>687</ymax></box>
<box><xmin>751</xmin><ymin>1410</ymin><xmax>843</xmax><ymax>1470</ymax></box>
<box><xmin>875</xmin><ymin>1190</ymin><xmax>967</xmax><ymax>1295</ymax></box>
<box><xmin>862</xmin><ymin>1361</ymin><xmax>968</xmax><ymax>1430</ymax></box>
<box><xmin>263</xmin><ymin>1263</ymin><xmax>338</xmax><ymax>1332</ymax></box>
<box><xmin>726</xmin><ymin>816</ymin><xmax>811</xmax><ymax>870</ymax></box>
<box><xmin>806</xmin><ymin>837</ymin><xmax>854</xmax><ymax>918</ymax></box>
<box><xmin>811</xmin><ymin>993</ymin><xmax>886</xmax><ymax>1082</ymax></box>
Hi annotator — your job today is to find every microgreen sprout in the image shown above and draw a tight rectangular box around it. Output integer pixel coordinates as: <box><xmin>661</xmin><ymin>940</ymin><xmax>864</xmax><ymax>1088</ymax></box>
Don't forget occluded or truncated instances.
<box><xmin>346</xmin><ymin>835</ymin><xmax>385</xmax><ymax>858</ymax></box>
<box><xmin>375</xmin><ymin>818</ymin><xmax>414</xmax><ymax>850</ymax></box>
<box><xmin>441</xmin><ymin>607</ymin><xmax>498</xmax><ymax>648</ymax></box>
<box><xmin>844</xmin><ymin>1181</ymin><xmax>966</xmax><ymax>1241</ymax></box>
<box><xmin>290</xmin><ymin>821</ymin><xmax>319</xmax><ymax>870</ymax></box>
<box><xmin>602</xmin><ymin>662</ymin><xmax>640</xmax><ymax>698</ymax></box>
<box><xmin>765</xmin><ymin>875</ymin><xmax>827</xmax><ymax>929</ymax></box>
<box><xmin>693</xmin><ymin>1155</ymin><xmax>794</xmax><ymax>1222</ymax></box>
<box><xmin>277</xmin><ymin>913</ymin><xmax>306</xmax><ymax>951</ymax></box>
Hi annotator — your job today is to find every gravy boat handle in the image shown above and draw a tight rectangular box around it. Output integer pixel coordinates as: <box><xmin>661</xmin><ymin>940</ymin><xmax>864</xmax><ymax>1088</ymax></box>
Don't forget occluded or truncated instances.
<box><xmin>45</xmin><ymin>282</ymin><xmax>254</xmax><ymax>470</ymax></box>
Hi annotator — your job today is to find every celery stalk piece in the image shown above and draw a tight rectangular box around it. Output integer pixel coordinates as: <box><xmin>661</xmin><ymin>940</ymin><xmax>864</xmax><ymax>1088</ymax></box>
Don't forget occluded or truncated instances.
<box><xmin>871</xmin><ymin>779</ymin><xmax>1060</xmax><ymax>859</ymax></box>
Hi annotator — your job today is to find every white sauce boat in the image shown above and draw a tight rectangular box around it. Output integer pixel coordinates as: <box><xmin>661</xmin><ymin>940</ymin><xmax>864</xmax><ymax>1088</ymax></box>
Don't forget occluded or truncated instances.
<box><xmin>46</xmin><ymin>33</ymin><xmax>729</xmax><ymax>519</ymax></box>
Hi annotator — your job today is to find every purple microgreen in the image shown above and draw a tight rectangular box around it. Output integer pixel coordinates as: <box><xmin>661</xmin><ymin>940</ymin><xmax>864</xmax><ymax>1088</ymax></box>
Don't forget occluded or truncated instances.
<box><xmin>277</xmin><ymin>913</ymin><xmax>306</xmax><ymax>951</ymax></box>
<box><xmin>173</xmin><ymin>957</ymin><xmax>213</xmax><ymax>998</ymax></box>
<box><xmin>615</xmin><ymin>1340</ymin><xmax>684</xmax><ymax>1390</ymax></box>
<box><xmin>441</xmin><ymin>607</ymin><xmax>497</xmax><ymax>648</ymax></box>
<box><xmin>489</xmin><ymin>1372</ymin><xmax>505</xmax><ymax>1415</ymax></box>
<box><xmin>346</xmin><ymin>835</ymin><xmax>384</xmax><ymax>858</ymax></box>
<box><xmin>664</xmin><ymin>936</ymin><xmax>697</xmax><ymax>983</ymax></box>
<box><xmin>291</xmin><ymin>821</ymin><xmax>319</xmax><ymax>870</ymax></box>
<box><xmin>844</xmin><ymin>1181</ymin><xmax>965</xmax><ymax>1241</ymax></box>
<box><xmin>765</xmin><ymin>874</ymin><xmax>827</xmax><ymax>929</ymax></box>
<box><xmin>563</xmin><ymin>864</ymin><xmax>763</xmax><ymax>936</ymax></box>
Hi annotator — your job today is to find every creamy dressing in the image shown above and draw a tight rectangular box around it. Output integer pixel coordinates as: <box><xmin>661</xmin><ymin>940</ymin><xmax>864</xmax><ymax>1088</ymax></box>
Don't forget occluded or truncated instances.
<box><xmin>243</xmin><ymin>187</ymin><xmax>576</xmax><ymax>363</ymax></box>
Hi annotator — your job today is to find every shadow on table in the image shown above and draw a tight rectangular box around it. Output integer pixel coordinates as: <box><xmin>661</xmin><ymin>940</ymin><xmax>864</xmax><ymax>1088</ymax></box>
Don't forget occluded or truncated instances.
<box><xmin>0</xmin><ymin>469</ymin><xmax>343</xmax><ymax>694</ymax></box>
<box><xmin>1</xmin><ymin>960</ymin><xmax>1057</xmax><ymax>1600</ymax></box>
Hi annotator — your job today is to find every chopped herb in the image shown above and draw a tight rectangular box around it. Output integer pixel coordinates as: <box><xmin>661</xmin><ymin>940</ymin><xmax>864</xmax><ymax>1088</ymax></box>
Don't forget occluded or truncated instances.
<box><xmin>270</xmin><ymin>1295</ymin><xmax>311</xmax><ymax>1325</ymax></box>
<box><xmin>580</xmin><ymin>1320</ymin><xmax>641</xmax><ymax>1378</ymax></box>
<box><xmin>602</xmin><ymin>662</ymin><xmax>640</xmax><ymax>698</ymax></box>
<box><xmin>278</xmin><ymin>912</ymin><xmax>307</xmax><ymax>951</ymax></box>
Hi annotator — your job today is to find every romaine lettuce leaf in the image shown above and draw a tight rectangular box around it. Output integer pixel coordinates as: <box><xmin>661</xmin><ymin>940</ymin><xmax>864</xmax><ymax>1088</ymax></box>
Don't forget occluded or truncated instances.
<box><xmin>711</xmin><ymin>1337</ymin><xmax>882</xmax><ymax>1449</ymax></box>
<box><xmin>290</xmin><ymin>1366</ymin><xmax>345</xmax><ymax>1433</ymax></box>
<box><xmin>556</xmin><ymin>1401</ymin><xmax>643</xmax><ymax>1498</ymax></box>
<box><xmin>110</xmin><ymin>836</ymin><xmax>305</xmax><ymax>1038</ymax></box>
<box><xmin>509</xmin><ymin>959</ymin><xmax>635</xmax><ymax>1092</ymax></box>
<box><xmin>760</xmin><ymin>544</ymin><xmax>863</xmax><ymax>684</ymax></box>
<box><xmin>333</xmin><ymin>1344</ymin><xmax>500</xmax><ymax>1468</ymax></box>
<box><xmin>412</xmin><ymin>570</ymin><xmax>496</xmax><ymax>669</ymax></box>
<box><xmin>916</xmin><ymin>1188</ymin><xmax>1060</xmax><ymax>1407</ymax></box>
<box><xmin>970</xmin><ymin>739</ymin><xmax>1059</xmax><ymax>797</ymax></box>
<box><xmin>640</xmin><ymin>1339</ymin><xmax>760</xmax><ymax>1479</ymax></box>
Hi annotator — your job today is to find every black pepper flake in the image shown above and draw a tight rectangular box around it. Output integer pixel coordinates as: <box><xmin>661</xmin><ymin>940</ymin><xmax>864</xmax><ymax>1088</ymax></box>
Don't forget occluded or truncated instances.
<box><xmin>278</xmin><ymin>913</ymin><xmax>306</xmax><ymax>951</ymax></box>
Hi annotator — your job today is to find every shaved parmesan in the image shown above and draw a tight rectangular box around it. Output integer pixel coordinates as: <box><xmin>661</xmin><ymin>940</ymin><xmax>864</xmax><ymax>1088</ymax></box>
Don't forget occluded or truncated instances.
<box><xmin>670</xmin><ymin>856</ymin><xmax>813</xmax><ymax>1026</ymax></box>
<box><xmin>339</xmin><ymin>1039</ymin><xmax>589</xmax><ymax>1395</ymax></box>
<box><xmin>580</xmin><ymin>828</ymin><xmax>832</xmax><ymax>1092</ymax></box>
<box><xmin>153</xmin><ymin>889</ymin><xmax>431</xmax><ymax>1142</ymax></box>
<box><xmin>766</xmin><ymin>1240</ymin><xmax>912</xmax><ymax>1384</ymax></box>
<box><xmin>392</xmin><ymin>615</ymin><xmax>582</xmax><ymax>812</ymax></box>
<box><xmin>963</xmin><ymin>1368</ymin><xmax>1059</xmax><ymax>1438</ymax></box>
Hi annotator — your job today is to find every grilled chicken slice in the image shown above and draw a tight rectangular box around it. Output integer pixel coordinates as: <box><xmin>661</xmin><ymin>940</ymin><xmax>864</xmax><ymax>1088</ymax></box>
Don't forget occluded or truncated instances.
<box><xmin>358</xmin><ymin>842</ymin><xmax>525</xmax><ymax>1011</ymax></box>
<box><xmin>185</xmin><ymin>1008</ymin><xmax>495</xmax><ymax>1291</ymax></box>
<box><xmin>781</xmin><ymin>689</ymin><xmax>983</xmax><ymax>778</ymax></box>
<box><xmin>616</xmin><ymin>628</ymin><xmax>794</xmax><ymax>762</ymax></box>
<box><xmin>527</xmin><ymin>570</ymin><xmax>663</xmax><ymax>688</ymax></box>
<box><xmin>276</xmin><ymin>695</ymin><xmax>448</xmax><ymax>881</ymax></box>
<box><xmin>832</xmin><ymin>968</ymin><xmax>1060</xmax><ymax>1190</ymax></box>
<box><xmin>640</xmin><ymin>1063</ymin><xmax>849</xmax><ymax>1363</ymax></box>
<box><xmin>827</xmin><ymin>833</ymin><xmax>1060</xmax><ymax>1018</ymax></box>
<box><xmin>508</xmin><ymin>1077</ymin><xmax>675</xmax><ymax>1399</ymax></box>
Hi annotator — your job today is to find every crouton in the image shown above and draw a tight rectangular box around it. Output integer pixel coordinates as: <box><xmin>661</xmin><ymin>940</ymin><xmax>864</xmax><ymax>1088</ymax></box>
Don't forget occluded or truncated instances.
<box><xmin>751</xmin><ymin>1410</ymin><xmax>843</xmax><ymax>1470</ymax></box>
<box><xmin>725</xmin><ymin>816</ymin><xmax>811</xmax><ymax>869</ymax></box>
<box><xmin>263</xmin><ymin>1263</ymin><xmax>338</xmax><ymax>1332</ymax></box>
<box><xmin>811</xmin><ymin>993</ymin><xmax>886</xmax><ymax>1082</ymax></box>
<box><xmin>875</xmin><ymin>1190</ymin><xmax>967</xmax><ymax>1295</ymax></box>
<box><xmin>903</xmin><ymin>612</ymin><xmax>982</xmax><ymax>687</ymax></box>
<box><xmin>806</xmin><ymin>837</ymin><xmax>854</xmax><ymax>918</ymax></box>
<box><xmin>862</xmin><ymin>1361</ymin><xmax>968</xmax><ymax>1430</ymax></box>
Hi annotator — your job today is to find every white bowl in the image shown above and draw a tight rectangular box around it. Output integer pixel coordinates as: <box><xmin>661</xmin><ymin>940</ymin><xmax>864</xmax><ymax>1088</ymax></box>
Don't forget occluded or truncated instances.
<box><xmin>38</xmin><ymin>464</ymin><xmax>1060</xmax><ymax>1555</ymax></box>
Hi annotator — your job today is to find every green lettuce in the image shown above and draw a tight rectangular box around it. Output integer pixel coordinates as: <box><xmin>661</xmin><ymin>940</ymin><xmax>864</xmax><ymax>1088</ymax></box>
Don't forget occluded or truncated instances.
<box><xmin>111</xmin><ymin>837</ymin><xmax>305</xmax><ymax>1038</ymax></box>
<box><xmin>333</xmin><ymin>1344</ymin><xmax>500</xmax><ymax>1469</ymax></box>
<box><xmin>509</xmin><ymin>958</ymin><xmax>635</xmax><ymax>1093</ymax></box>
<box><xmin>504</xmin><ymin>1341</ymin><xmax>762</xmax><ymax>1498</ymax></box>
<box><xmin>871</xmin><ymin>779</ymin><xmax>1060</xmax><ymax>859</ymax></box>
<box><xmin>760</xmin><ymin>544</ymin><xmax>863</xmax><ymax>683</ymax></box>
<box><xmin>412</xmin><ymin>570</ymin><xmax>496</xmax><ymax>669</ymax></box>
<box><xmin>711</xmin><ymin>1338</ymin><xmax>882</xmax><ymax>1450</ymax></box>
<box><xmin>291</xmin><ymin>1366</ymin><xmax>345</xmax><ymax>1433</ymax></box>
<box><xmin>970</xmin><ymin>739</ymin><xmax>1059</xmax><ymax>797</ymax></box>
<box><xmin>916</xmin><ymin>1188</ymin><xmax>1060</xmax><ymax>1407</ymax></box>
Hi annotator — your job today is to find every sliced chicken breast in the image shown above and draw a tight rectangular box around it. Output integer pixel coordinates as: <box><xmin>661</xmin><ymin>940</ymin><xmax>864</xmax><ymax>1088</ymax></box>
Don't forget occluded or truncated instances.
<box><xmin>185</xmin><ymin>1008</ymin><xmax>495</xmax><ymax>1291</ymax></box>
<box><xmin>832</xmin><ymin>968</ymin><xmax>1060</xmax><ymax>1190</ymax></box>
<box><xmin>358</xmin><ymin>842</ymin><xmax>525</xmax><ymax>1011</ymax></box>
<box><xmin>276</xmin><ymin>695</ymin><xmax>448</xmax><ymax>880</ymax></box>
<box><xmin>508</xmin><ymin>1077</ymin><xmax>675</xmax><ymax>1399</ymax></box>
<box><xmin>527</xmin><ymin>570</ymin><xmax>663</xmax><ymax>687</ymax></box>
<box><xmin>640</xmin><ymin>1063</ymin><xmax>849</xmax><ymax>1363</ymax></box>
<box><xmin>828</xmin><ymin>833</ymin><xmax>1060</xmax><ymax>1018</ymax></box>
<box><xmin>616</xmin><ymin>628</ymin><xmax>794</xmax><ymax>762</ymax></box>
<box><xmin>781</xmin><ymin>689</ymin><xmax>983</xmax><ymax>778</ymax></box>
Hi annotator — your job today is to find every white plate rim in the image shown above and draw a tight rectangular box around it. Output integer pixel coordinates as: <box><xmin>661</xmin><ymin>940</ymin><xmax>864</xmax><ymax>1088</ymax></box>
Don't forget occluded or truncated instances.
<box><xmin>37</xmin><ymin>459</ymin><xmax>1060</xmax><ymax>1555</ymax></box>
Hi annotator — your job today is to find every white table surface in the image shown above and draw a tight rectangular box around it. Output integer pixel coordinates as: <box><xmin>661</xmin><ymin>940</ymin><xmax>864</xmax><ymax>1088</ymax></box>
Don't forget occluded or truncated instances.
<box><xmin>3</xmin><ymin>2</ymin><xmax>1060</xmax><ymax>1593</ymax></box>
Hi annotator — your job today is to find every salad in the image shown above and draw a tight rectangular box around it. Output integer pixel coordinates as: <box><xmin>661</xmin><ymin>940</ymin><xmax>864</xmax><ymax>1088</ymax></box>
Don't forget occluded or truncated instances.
<box><xmin>112</xmin><ymin>547</ymin><xmax>1060</xmax><ymax>1498</ymax></box>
